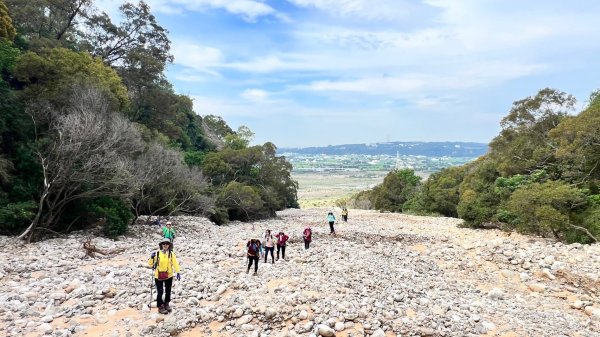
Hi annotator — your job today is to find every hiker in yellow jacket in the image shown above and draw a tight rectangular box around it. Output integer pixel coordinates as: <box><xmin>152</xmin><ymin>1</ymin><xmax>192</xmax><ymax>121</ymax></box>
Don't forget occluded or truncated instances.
<box><xmin>148</xmin><ymin>241</ymin><xmax>181</xmax><ymax>314</ymax></box>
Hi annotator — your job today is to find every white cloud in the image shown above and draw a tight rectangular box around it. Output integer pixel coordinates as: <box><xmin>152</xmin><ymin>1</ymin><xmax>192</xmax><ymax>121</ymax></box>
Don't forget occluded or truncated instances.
<box><xmin>171</xmin><ymin>42</ymin><xmax>224</xmax><ymax>75</ymax></box>
<box><xmin>288</xmin><ymin>0</ymin><xmax>416</xmax><ymax>21</ymax></box>
<box><xmin>301</xmin><ymin>60</ymin><xmax>546</xmax><ymax>99</ymax></box>
<box><xmin>241</xmin><ymin>89</ymin><xmax>269</xmax><ymax>101</ymax></box>
<box><xmin>95</xmin><ymin>0</ymin><xmax>280</xmax><ymax>22</ymax></box>
<box><xmin>148</xmin><ymin>0</ymin><xmax>278</xmax><ymax>21</ymax></box>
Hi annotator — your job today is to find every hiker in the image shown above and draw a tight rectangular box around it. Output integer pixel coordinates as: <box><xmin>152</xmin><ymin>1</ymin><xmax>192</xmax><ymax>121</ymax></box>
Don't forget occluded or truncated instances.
<box><xmin>303</xmin><ymin>225</ymin><xmax>312</xmax><ymax>249</ymax></box>
<box><xmin>148</xmin><ymin>241</ymin><xmax>181</xmax><ymax>314</ymax></box>
<box><xmin>327</xmin><ymin>211</ymin><xmax>336</xmax><ymax>234</ymax></box>
<box><xmin>247</xmin><ymin>239</ymin><xmax>261</xmax><ymax>275</ymax></box>
<box><xmin>162</xmin><ymin>221</ymin><xmax>175</xmax><ymax>243</ymax></box>
<box><xmin>341</xmin><ymin>208</ymin><xmax>348</xmax><ymax>222</ymax></box>
<box><xmin>263</xmin><ymin>229</ymin><xmax>275</xmax><ymax>263</ymax></box>
<box><xmin>275</xmin><ymin>231</ymin><xmax>289</xmax><ymax>260</ymax></box>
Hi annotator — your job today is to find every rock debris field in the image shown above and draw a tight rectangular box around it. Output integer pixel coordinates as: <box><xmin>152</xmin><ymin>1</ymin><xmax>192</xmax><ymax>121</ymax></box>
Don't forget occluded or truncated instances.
<box><xmin>2</xmin><ymin>208</ymin><xmax>600</xmax><ymax>337</ymax></box>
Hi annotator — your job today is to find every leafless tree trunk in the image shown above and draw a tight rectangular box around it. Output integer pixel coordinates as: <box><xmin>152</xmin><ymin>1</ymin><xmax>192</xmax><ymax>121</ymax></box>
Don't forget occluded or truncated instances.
<box><xmin>19</xmin><ymin>86</ymin><xmax>142</xmax><ymax>241</ymax></box>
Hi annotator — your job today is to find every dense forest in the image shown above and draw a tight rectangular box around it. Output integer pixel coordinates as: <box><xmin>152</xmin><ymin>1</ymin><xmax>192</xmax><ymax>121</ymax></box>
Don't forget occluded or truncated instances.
<box><xmin>346</xmin><ymin>88</ymin><xmax>600</xmax><ymax>244</ymax></box>
<box><xmin>0</xmin><ymin>0</ymin><xmax>298</xmax><ymax>241</ymax></box>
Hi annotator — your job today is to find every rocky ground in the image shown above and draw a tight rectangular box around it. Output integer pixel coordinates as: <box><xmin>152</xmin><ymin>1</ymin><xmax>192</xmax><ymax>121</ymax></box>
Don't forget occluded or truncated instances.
<box><xmin>1</xmin><ymin>208</ymin><xmax>600</xmax><ymax>337</ymax></box>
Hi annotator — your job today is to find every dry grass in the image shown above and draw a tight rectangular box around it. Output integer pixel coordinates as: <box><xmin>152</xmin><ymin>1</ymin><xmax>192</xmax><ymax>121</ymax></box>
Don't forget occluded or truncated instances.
<box><xmin>293</xmin><ymin>171</ymin><xmax>387</xmax><ymax>208</ymax></box>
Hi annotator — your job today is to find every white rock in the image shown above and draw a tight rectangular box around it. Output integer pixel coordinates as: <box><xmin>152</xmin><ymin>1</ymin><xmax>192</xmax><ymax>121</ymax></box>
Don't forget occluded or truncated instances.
<box><xmin>371</xmin><ymin>328</ymin><xmax>386</xmax><ymax>337</ymax></box>
<box><xmin>317</xmin><ymin>324</ymin><xmax>335</xmax><ymax>336</ymax></box>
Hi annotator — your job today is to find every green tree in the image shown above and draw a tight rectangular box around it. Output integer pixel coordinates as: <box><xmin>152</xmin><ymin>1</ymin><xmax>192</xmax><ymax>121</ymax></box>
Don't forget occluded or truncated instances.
<box><xmin>419</xmin><ymin>166</ymin><xmax>466</xmax><ymax>217</ymax></box>
<box><xmin>13</xmin><ymin>48</ymin><xmax>129</xmax><ymax>111</ymax></box>
<box><xmin>224</xmin><ymin>125</ymin><xmax>254</xmax><ymax>150</ymax></box>
<box><xmin>82</xmin><ymin>1</ymin><xmax>172</xmax><ymax>68</ymax></box>
<box><xmin>457</xmin><ymin>158</ymin><xmax>500</xmax><ymax>227</ymax></box>
<box><xmin>505</xmin><ymin>180</ymin><xmax>587</xmax><ymax>241</ymax></box>
<box><xmin>489</xmin><ymin>88</ymin><xmax>575</xmax><ymax>176</ymax></box>
<box><xmin>5</xmin><ymin>0</ymin><xmax>92</xmax><ymax>43</ymax></box>
<box><xmin>372</xmin><ymin>169</ymin><xmax>421</xmax><ymax>212</ymax></box>
<box><xmin>550</xmin><ymin>90</ymin><xmax>600</xmax><ymax>183</ymax></box>
<box><xmin>218</xmin><ymin>181</ymin><xmax>265</xmax><ymax>221</ymax></box>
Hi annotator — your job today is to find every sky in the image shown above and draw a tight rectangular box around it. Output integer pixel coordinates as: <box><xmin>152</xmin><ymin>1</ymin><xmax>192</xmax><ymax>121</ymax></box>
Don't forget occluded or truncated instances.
<box><xmin>96</xmin><ymin>0</ymin><xmax>600</xmax><ymax>148</ymax></box>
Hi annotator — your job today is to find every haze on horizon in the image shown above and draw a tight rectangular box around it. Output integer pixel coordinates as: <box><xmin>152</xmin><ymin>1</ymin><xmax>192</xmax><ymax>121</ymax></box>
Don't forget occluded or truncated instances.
<box><xmin>98</xmin><ymin>0</ymin><xmax>600</xmax><ymax>148</ymax></box>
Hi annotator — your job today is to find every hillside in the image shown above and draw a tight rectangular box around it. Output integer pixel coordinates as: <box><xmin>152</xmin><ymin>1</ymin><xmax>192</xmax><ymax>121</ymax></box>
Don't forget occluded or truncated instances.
<box><xmin>279</xmin><ymin>142</ymin><xmax>488</xmax><ymax>157</ymax></box>
<box><xmin>2</xmin><ymin>209</ymin><xmax>599</xmax><ymax>336</ymax></box>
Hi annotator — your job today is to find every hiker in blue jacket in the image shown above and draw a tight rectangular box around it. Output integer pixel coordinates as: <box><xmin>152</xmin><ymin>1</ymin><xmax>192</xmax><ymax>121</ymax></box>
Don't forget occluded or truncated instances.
<box><xmin>327</xmin><ymin>211</ymin><xmax>336</xmax><ymax>234</ymax></box>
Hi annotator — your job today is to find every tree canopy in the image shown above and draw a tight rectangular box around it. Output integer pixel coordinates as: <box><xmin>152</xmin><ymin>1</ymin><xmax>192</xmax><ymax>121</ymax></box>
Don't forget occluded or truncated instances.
<box><xmin>351</xmin><ymin>87</ymin><xmax>600</xmax><ymax>244</ymax></box>
<box><xmin>0</xmin><ymin>0</ymin><xmax>298</xmax><ymax>240</ymax></box>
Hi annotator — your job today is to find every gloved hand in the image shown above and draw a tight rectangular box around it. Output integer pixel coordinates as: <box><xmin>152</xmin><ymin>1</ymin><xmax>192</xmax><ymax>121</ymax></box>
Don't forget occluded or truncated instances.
<box><xmin>150</xmin><ymin>252</ymin><xmax>156</xmax><ymax>258</ymax></box>
<box><xmin>176</xmin><ymin>273</ymin><xmax>181</xmax><ymax>281</ymax></box>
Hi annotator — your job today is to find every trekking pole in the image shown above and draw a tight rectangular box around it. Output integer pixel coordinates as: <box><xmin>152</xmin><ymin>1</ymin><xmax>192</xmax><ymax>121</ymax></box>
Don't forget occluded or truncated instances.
<box><xmin>148</xmin><ymin>268</ymin><xmax>154</xmax><ymax>309</ymax></box>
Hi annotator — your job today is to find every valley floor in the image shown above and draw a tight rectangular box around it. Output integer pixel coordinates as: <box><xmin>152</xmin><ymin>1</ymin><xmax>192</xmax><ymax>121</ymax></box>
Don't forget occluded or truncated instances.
<box><xmin>1</xmin><ymin>208</ymin><xmax>600</xmax><ymax>337</ymax></box>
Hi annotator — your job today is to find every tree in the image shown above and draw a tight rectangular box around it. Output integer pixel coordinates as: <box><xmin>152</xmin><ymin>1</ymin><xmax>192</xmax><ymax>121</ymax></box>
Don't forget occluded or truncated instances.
<box><xmin>550</xmin><ymin>90</ymin><xmax>600</xmax><ymax>183</ymax></box>
<box><xmin>457</xmin><ymin>158</ymin><xmax>500</xmax><ymax>227</ymax></box>
<box><xmin>81</xmin><ymin>1</ymin><xmax>172</xmax><ymax>68</ymax></box>
<box><xmin>0</xmin><ymin>0</ymin><xmax>16</xmax><ymax>41</ymax></box>
<box><xmin>372</xmin><ymin>169</ymin><xmax>421</xmax><ymax>212</ymax></box>
<box><xmin>13</xmin><ymin>48</ymin><xmax>129</xmax><ymax>111</ymax></box>
<box><xmin>131</xmin><ymin>142</ymin><xmax>212</xmax><ymax>222</ymax></box>
<box><xmin>18</xmin><ymin>86</ymin><xmax>142</xmax><ymax>241</ymax></box>
<box><xmin>224</xmin><ymin>125</ymin><xmax>254</xmax><ymax>150</ymax></box>
<box><xmin>489</xmin><ymin>88</ymin><xmax>576</xmax><ymax>176</ymax></box>
<box><xmin>218</xmin><ymin>181</ymin><xmax>265</xmax><ymax>221</ymax></box>
<box><xmin>420</xmin><ymin>166</ymin><xmax>466</xmax><ymax>217</ymax></box>
<box><xmin>5</xmin><ymin>0</ymin><xmax>92</xmax><ymax>42</ymax></box>
<box><xmin>505</xmin><ymin>180</ymin><xmax>587</xmax><ymax>241</ymax></box>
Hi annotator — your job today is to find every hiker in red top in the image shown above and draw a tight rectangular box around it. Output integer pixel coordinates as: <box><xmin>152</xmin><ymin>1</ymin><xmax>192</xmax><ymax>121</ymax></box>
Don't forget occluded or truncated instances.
<box><xmin>246</xmin><ymin>239</ymin><xmax>261</xmax><ymax>276</ymax></box>
<box><xmin>303</xmin><ymin>225</ymin><xmax>312</xmax><ymax>249</ymax></box>
<box><xmin>275</xmin><ymin>231</ymin><xmax>289</xmax><ymax>260</ymax></box>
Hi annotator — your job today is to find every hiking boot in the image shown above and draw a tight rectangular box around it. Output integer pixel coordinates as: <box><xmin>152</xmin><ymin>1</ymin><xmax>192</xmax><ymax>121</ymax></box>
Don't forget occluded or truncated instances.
<box><xmin>253</xmin><ymin>272</ymin><xmax>258</xmax><ymax>276</ymax></box>
<box><xmin>158</xmin><ymin>305</ymin><xmax>168</xmax><ymax>314</ymax></box>
<box><xmin>165</xmin><ymin>303</ymin><xmax>173</xmax><ymax>313</ymax></box>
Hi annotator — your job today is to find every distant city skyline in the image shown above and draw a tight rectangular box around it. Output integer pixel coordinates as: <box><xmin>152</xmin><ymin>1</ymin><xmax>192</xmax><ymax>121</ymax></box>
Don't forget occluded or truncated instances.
<box><xmin>98</xmin><ymin>0</ymin><xmax>600</xmax><ymax>147</ymax></box>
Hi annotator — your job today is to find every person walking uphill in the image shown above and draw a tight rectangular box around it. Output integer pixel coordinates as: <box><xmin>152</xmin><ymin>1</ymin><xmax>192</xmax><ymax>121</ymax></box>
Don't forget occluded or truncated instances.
<box><xmin>263</xmin><ymin>230</ymin><xmax>275</xmax><ymax>263</ymax></box>
<box><xmin>162</xmin><ymin>221</ymin><xmax>175</xmax><ymax>243</ymax></box>
<box><xmin>148</xmin><ymin>241</ymin><xmax>181</xmax><ymax>314</ymax></box>
<box><xmin>327</xmin><ymin>211</ymin><xmax>336</xmax><ymax>234</ymax></box>
<box><xmin>303</xmin><ymin>225</ymin><xmax>312</xmax><ymax>249</ymax></box>
<box><xmin>341</xmin><ymin>208</ymin><xmax>348</xmax><ymax>222</ymax></box>
<box><xmin>247</xmin><ymin>239</ymin><xmax>261</xmax><ymax>275</ymax></box>
<box><xmin>275</xmin><ymin>231</ymin><xmax>289</xmax><ymax>260</ymax></box>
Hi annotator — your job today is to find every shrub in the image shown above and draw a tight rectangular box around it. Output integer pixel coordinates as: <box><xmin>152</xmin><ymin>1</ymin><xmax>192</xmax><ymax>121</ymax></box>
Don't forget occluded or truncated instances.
<box><xmin>506</xmin><ymin>180</ymin><xmax>586</xmax><ymax>241</ymax></box>
<box><xmin>86</xmin><ymin>197</ymin><xmax>133</xmax><ymax>238</ymax></box>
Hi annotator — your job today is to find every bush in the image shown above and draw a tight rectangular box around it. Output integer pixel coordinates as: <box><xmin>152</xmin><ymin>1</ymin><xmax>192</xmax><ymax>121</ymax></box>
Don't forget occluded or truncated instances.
<box><xmin>506</xmin><ymin>180</ymin><xmax>586</xmax><ymax>241</ymax></box>
<box><xmin>86</xmin><ymin>197</ymin><xmax>133</xmax><ymax>238</ymax></box>
<box><xmin>457</xmin><ymin>189</ymin><xmax>497</xmax><ymax>227</ymax></box>
<box><xmin>372</xmin><ymin>169</ymin><xmax>421</xmax><ymax>213</ymax></box>
<box><xmin>208</xmin><ymin>207</ymin><xmax>229</xmax><ymax>225</ymax></box>
<box><xmin>0</xmin><ymin>200</ymin><xmax>36</xmax><ymax>234</ymax></box>
<box><xmin>218</xmin><ymin>181</ymin><xmax>266</xmax><ymax>221</ymax></box>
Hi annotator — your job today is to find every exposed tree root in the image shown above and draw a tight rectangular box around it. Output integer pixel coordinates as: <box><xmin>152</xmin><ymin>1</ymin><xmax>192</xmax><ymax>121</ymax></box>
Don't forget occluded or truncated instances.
<box><xmin>82</xmin><ymin>237</ymin><xmax>125</xmax><ymax>258</ymax></box>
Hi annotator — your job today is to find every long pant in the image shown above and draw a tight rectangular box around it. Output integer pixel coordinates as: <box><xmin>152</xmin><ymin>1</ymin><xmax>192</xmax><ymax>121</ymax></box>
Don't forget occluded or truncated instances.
<box><xmin>342</xmin><ymin>215</ymin><xmax>348</xmax><ymax>222</ymax></box>
<box><xmin>155</xmin><ymin>277</ymin><xmax>173</xmax><ymax>308</ymax></box>
<box><xmin>329</xmin><ymin>221</ymin><xmax>335</xmax><ymax>233</ymax></box>
<box><xmin>247</xmin><ymin>256</ymin><xmax>259</xmax><ymax>273</ymax></box>
<box><xmin>276</xmin><ymin>245</ymin><xmax>286</xmax><ymax>259</ymax></box>
<box><xmin>264</xmin><ymin>246</ymin><xmax>275</xmax><ymax>263</ymax></box>
<box><xmin>304</xmin><ymin>240</ymin><xmax>310</xmax><ymax>249</ymax></box>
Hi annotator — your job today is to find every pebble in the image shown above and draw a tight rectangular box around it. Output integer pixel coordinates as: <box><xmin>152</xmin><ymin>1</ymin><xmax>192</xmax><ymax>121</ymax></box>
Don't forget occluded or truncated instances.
<box><xmin>1</xmin><ymin>210</ymin><xmax>599</xmax><ymax>337</ymax></box>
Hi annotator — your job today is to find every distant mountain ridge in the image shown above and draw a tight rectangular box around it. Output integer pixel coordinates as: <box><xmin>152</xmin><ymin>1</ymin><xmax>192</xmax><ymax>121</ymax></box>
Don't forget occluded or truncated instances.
<box><xmin>279</xmin><ymin>141</ymin><xmax>488</xmax><ymax>157</ymax></box>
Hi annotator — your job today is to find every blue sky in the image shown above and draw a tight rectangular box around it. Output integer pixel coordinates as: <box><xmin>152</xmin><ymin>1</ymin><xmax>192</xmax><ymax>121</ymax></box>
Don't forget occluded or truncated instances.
<box><xmin>97</xmin><ymin>0</ymin><xmax>600</xmax><ymax>148</ymax></box>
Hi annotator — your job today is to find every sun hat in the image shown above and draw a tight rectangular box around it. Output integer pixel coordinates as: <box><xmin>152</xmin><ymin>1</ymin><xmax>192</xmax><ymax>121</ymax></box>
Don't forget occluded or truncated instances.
<box><xmin>158</xmin><ymin>240</ymin><xmax>172</xmax><ymax>248</ymax></box>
